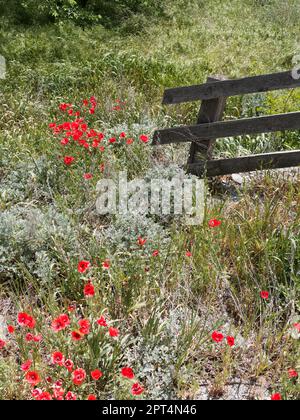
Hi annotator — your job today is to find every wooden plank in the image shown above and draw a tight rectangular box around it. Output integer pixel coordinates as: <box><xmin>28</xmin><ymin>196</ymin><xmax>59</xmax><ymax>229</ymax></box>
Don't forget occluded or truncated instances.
<box><xmin>152</xmin><ymin>112</ymin><xmax>300</xmax><ymax>145</ymax></box>
<box><xmin>188</xmin><ymin>76</ymin><xmax>227</xmax><ymax>164</ymax></box>
<box><xmin>163</xmin><ymin>70</ymin><xmax>300</xmax><ymax>105</ymax></box>
<box><xmin>187</xmin><ymin>150</ymin><xmax>300</xmax><ymax>177</ymax></box>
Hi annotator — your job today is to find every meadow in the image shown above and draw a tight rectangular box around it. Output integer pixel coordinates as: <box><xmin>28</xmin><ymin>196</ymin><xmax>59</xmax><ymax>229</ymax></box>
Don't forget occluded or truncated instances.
<box><xmin>0</xmin><ymin>0</ymin><xmax>299</xmax><ymax>400</ymax></box>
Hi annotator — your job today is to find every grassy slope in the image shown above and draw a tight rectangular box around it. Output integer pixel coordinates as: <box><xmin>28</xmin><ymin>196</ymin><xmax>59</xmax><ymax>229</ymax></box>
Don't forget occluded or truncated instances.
<box><xmin>0</xmin><ymin>0</ymin><xmax>299</xmax><ymax>400</ymax></box>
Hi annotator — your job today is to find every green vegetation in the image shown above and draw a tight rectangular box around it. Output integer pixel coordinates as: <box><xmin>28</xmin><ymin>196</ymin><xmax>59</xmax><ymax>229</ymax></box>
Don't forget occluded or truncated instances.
<box><xmin>0</xmin><ymin>0</ymin><xmax>299</xmax><ymax>400</ymax></box>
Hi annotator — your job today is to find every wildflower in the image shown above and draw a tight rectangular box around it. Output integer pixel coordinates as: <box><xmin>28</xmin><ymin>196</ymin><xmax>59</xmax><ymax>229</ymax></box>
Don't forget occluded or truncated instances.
<box><xmin>288</xmin><ymin>369</ymin><xmax>298</xmax><ymax>379</ymax></box>
<box><xmin>96</xmin><ymin>316</ymin><xmax>107</xmax><ymax>327</ymax></box>
<box><xmin>61</xmin><ymin>138</ymin><xmax>69</xmax><ymax>146</ymax></box>
<box><xmin>71</xmin><ymin>331</ymin><xmax>83</xmax><ymax>341</ymax></box>
<box><xmin>87</xmin><ymin>395</ymin><xmax>97</xmax><ymax>400</ymax></box>
<box><xmin>37</xmin><ymin>392</ymin><xmax>52</xmax><ymax>401</ymax></box>
<box><xmin>64</xmin><ymin>359</ymin><xmax>74</xmax><ymax>372</ymax></box>
<box><xmin>51</xmin><ymin>352</ymin><xmax>65</xmax><ymax>366</ymax></box>
<box><xmin>271</xmin><ymin>393</ymin><xmax>282</xmax><ymax>401</ymax></box>
<box><xmin>121</xmin><ymin>367</ymin><xmax>135</xmax><ymax>379</ymax></box>
<box><xmin>68</xmin><ymin>304</ymin><xmax>76</xmax><ymax>313</ymax></box>
<box><xmin>126</xmin><ymin>138</ymin><xmax>134</xmax><ymax>145</ymax></box>
<box><xmin>78</xmin><ymin>319</ymin><xmax>90</xmax><ymax>335</ymax></box>
<box><xmin>25</xmin><ymin>371</ymin><xmax>41</xmax><ymax>387</ymax></box>
<box><xmin>83</xmin><ymin>173</ymin><xmax>93</xmax><ymax>180</ymax></box>
<box><xmin>0</xmin><ymin>339</ymin><xmax>6</xmax><ymax>349</ymax></box>
<box><xmin>227</xmin><ymin>336</ymin><xmax>235</xmax><ymax>347</ymax></box>
<box><xmin>131</xmin><ymin>383</ymin><xmax>144</xmax><ymax>396</ymax></box>
<box><xmin>21</xmin><ymin>360</ymin><xmax>32</xmax><ymax>372</ymax></box>
<box><xmin>152</xmin><ymin>250</ymin><xmax>159</xmax><ymax>257</ymax></box>
<box><xmin>120</xmin><ymin>132</ymin><xmax>126</xmax><ymax>138</ymax></box>
<box><xmin>7</xmin><ymin>325</ymin><xmax>15</xmax><ymax>334</ymax></box>
<box><xmin>65</xmin><ymin>391</ymin><xmax>77</xmax><ymax>401</ymax></box>
<box><xmin>33</xmin><ymin>335</ymin><xmax>42</xmax><ymax>343</ymax></box>
<box><xmin>102</xmin><ymin>260</ymin><xmax>110</xmax><ymax>270</ymax></box>
<box><xmin>78</xmin><ymin>260</ymin><xmax>91</xmax><ymax>274</ymax></box>
<box><xmin>63</xmin><ymin>156</ymin><xmax>75</xmax><ymax>166</ymax></box>
<box><xmin>17</xmin><ymin>312</ymin><xmax>36</xmax><ymax>329</ymax></box>
<box><xmin>72</xmin><ymin>368</ymin><xmax>86</xmax><ymax>386</ymax></box>
<box><xmin>32</xmin><ymin>388</ymin><xmax>43</xmax><ymax>399</ymax></box>
<box><xmin>208</xmin><ymin>219</ymin><xmax>222</xmax><ymax>228</ymax></box>
<box><xmin>91</xmin><ymin>370</ymin><xmax>103</xmax><ymax>381</ymax></box>
<box><xmin>138</xmin><ymin>237</ymin><xmax>147</xmax><ymax>247</ymax></box>
<box><xmin>25</xmin><ymin>333</ymin><xmax>34</xmax><ymax>342</ymax></box>
<box><xmin>212</xmin><ymin>331</ymin><xmax>224</xmax><ymax>343</ymax></box>
<box><xmin>260</xmin><ymin>291</ymin><xmax>269</xmax><ymax>300</ymax></box>
<box><xmin>51</xmin><ymin>314</ymin><xmax>70</xmax><ymax>332</ymax></box>
<box><xmin>109</xmin><ymin>327</ymin><xmax>119</xmax><ymax>338</ymax></box>
<box><xmin>140</xmin><ymin>135</ymin><xmax>149</xmax><ymax>143</ymax></box>
<box><xmin>293</xmin><ymin>323</ymin><xmax>300</xmax><ymax>332</ymax></box>
<box><xmin>109</xmin><ymin>137</ymin><xmax>116</xmax><ymax>144</ymax></box>
<box><xmin>84</xmin><ymin>282</ymin><xmax>95</xmax><ymax>298</ymax></box>
<box><xmin>186</xmin><ymin>251</ymin><xmax>192</xmax><ymax>257</ymax></box>
<box><xmin>83</xmin><ymin>99</ymin><xmax>89</xmax><ymax>106</ymax></box>
<box><xmin>89</xmin><ymin>108</ymin><xmax>95</xmax><ymax>115</ymax></box>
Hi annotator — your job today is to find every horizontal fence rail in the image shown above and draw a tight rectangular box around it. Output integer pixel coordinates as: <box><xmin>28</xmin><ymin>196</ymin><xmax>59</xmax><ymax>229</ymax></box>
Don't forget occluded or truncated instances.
<box><xmin>153</xmin><ymin>112</ymin><xmax>300</xmax><ymax>145</ymax></box>
<box><xmin>187</xmin><ymin>150</ymin><xmax>300</xmax><ymax>177</ymax></box>
<box><xmin>163</xmin><ymin>71</ymin><xmax>300</xmax><ymax>105</ymax></box>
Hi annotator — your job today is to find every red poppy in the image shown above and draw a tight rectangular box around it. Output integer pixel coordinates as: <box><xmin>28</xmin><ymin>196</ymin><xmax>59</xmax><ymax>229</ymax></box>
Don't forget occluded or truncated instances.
<box><xmin>61</xmin><ymin>138</ymin><xmax>69</xmax><ymax>146</ymax></box>
<box><xmin>126</xmin><ymin>138</ymin><xmax>134</xmax><ymax>145</ymax></box>
<box><xmin>65</xmin><ymin>391</ymin><xmax>77</xmax><ymax>401</ymax></box>
<box><xmin>84</xmin><ymin>282</ymin><xmax>95</xmax><ymax>297</ymax></box>
<box><xmin>109</xmin><ymin>137</ymin><xmax>116</xmax><ymax>144</ymax></box>
<box><xmin>121</xmin><ymin>367</ymin><xmax>135</xmax><ymax>379</ymax></box>
<box><xmin>138</xmin><ymin>237</ymin><xmax>147</xmax><ymax>247</ymax></box>
<box><xmin>227</xmin><ymin>336</ymin><xmax>235</xmax><ymax>347</ymax></box>
<box><xmin>21</xmin><ymin>360</ymin><xmax>32</xmax><ymax>371</ymax></box>
<box><xmin>0</xmin><ymin>339</ymin><xmax>6</xmax><ymax>350</ymax></box>
<box><xmin>51</xmin><ymin>314</ymin><xmax>70</xmax><ymax>332</ymax></box>
<box><xmin>288</xmin><ymin>369</ymin><xmax>298</xmax><ymax>379</ymax></box>
<box><xmin>36</xmin><ymin>392</ymin><xmax>52</xmax><ymax>401</ymax></box>
<box><xmin>72</xmin><ymin>368</ymin><xmax>86</xmax><ymax>386</ymax></box>
<box><xmin>17</xmin><ymin>312</ymin><xmax>36</xmax><ymax>329</ymax></box>
<box><xmin>83</xmin><ymin>99</ymin><xmax>89</xmax><ymax>106</ymax></box>
<box><xmin>131</xmin><ymin>383</ymin><xmax>144</xmax><ymax>396</ymax></box>
<box><xmin>102</xmin><ymin>260</ymin><xmax>110</xmax><ymax>270</ymax></box>
<box><xmin>89</xmin><ymin>108</ymin><xmax>95</xmax><ymax>115</ymax></box>
<box><xmin>79</xmin><ymin>319</ymin><xmax>90</xmax><ymax>335</ymax></box>
<box><xmin>271</xmin><ymin>393</ymin><xmax>282</xmax><ymax>401</ymax></box>
<box><xmin>83</xmin><ymin>173</ymin><xmax>93</xmax><ymax>180</ymax></box>
<box><xmin>7</xmin><ymin>325</ymin><xmax>15</xmax><ymax>334</ymax></box>
<box><xmin>96</xmin><ymin>316</ymin><xmax>108</xmax><ymax>327</ymax></box>
<box><xmin>64</xmin><ymin>359</ymin><xmax>74</xmax><ymax>372</ymax></box>
<box><xmin>33</xmin><ymin>335</ymin><xmax>42</xmax><ymax>343</ymax></box>
<box><xmin>140</xmin><ymin>135</ymin><xmax>149</xmax><ymax>143</ymax></box>
<box><xmin>260</xmin><ymin>291</ymin><xmax>269</xmax><ymax>300</ymax></box>
<box><xmin>294</xmin><ymin>323</ymin><xmax>300</xmax><ymax>332</ymax></box>
<box><xmin>71</xmin><ymin>331</ymin><xmax>83</xmax><ymax>341</ymax></box>
<box><xmin>212</xmin><ymin>331</ymin><xmax>224</xmax><ymax>343</ymax></box>
<box><xmin>109</xmin><ymin>327</ymin><xmax>119</xmax><ymax>338</ymax></box>
<box><xmin>25</xmin><ymin>371</ymin><xmax>41</xmax><ymax>387</ymax></box>
<box><xmin>63</xmin><ymin>156</ymin><xmax>75</xmax><ymax>166</ymax></box>
<box><xmin>51</xmin><ymin>352</ymin><xmax>65</xmax><ymax>366</ymax></box>
<box><xmin>78</xmin><ymin>260</ymin><xmax>91</xmax><ymax>274</ymax></box>
<box><xmin>87</xmin><ymin>394</ymin><xmax>97</xmax><ymax>400</ymax></box>
<box><xmin>152</xmin><ymin>250</ymin><xmax>159</xmax><ymax>257</ymax></box>
<box><xmin>25</xmin><ymin>333</ymin><xmax>34</xmax><ymax>342</ymax></box>
<box><xmin>120</xmin><ymin>132</ymin><xmax>126</xmax><ymax>138</ymax></box>
<box><xmin>208</xmin><ymin>219</ymin><xmax>222</xmax><ymax>228</ymax></box>
<box><xmin>186</xmin><ymin>251</ymin><xmax>192</xmax><ymax>257</ymax></box>
<box><xmin>31</xmin><ymin>388</ymin><xmax>43</xmax><ymax>399</ymax></box>
<box><xmin>91</xmin><ymin>369</ymin><xmax>103</xmax><ymax>381</ymax></box>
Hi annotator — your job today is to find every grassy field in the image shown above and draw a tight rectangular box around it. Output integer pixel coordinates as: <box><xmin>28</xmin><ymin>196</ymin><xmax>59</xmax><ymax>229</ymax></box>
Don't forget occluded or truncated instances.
<box><xmin>0</xmin><ymin>0</ymin><xmax>299</xmax><ymax>400</ymax></box>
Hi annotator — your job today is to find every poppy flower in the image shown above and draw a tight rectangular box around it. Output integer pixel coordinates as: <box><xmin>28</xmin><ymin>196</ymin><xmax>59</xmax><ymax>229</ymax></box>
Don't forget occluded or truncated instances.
<box><xmin>120</xmin><ymin>132</ymin><xmax>126</xmax><ymax>138</ymax></box>
<box><xmin>96</xmin><ymin>316</ymin><xmax>107</xmax><ymax>327</ymax></box>
<box><xmin>83</xmin><ymin>173</ymin><xmax>93</xmax><ymax>180</ymax></box>
<box><xmin>61</xmin><ymin>138</ymin><xmax>69</xmax><ymax>146</ymax></box>
<box><xmin>99</xmin><ymin>146</ymin><xmax>105</xmax><ymax>152</ymax></box>
<box><xmin>138</xmin><ymin>237</ymin><xmax>147</xmax><ymax>247</ymax></box>
<box><xmin>89</xmin><ymin>108</ymin><xmax>95</xmax><ymax>115</ymax></box>
<box><xmin>126</xmin><ymin>138</ymin><xmax>134</xmax><ymax>145</ymax></box>
<box><xmin>131</xmin><ymin>383</ymin><xmax>144</xmax><ymax>396</ymax></box>
<box><xmin>78</xmin><ymin>260</ymin><xmax>91</xmax><ymax>274</ymax></box>
<box><xmin>25</xmin><ymin>371</ymin><xmax>41</xmax><ymax>387</ymax></box>
<box><xmin>140</xmin><ymin>135</ymin><xmax>149</xmax><ymax>143</ymax></box>
<box><xmin>109</xmin><ymin>327</ymin><xmax>119</xmax><ymax>338</ymax></box>
<box><xmin>152</xmin><ymin>250</ymin><xmax>159</xmax><ymax>257</ymax></box>
<box><xmin>72</xmin><ymin>368</ymin><xmax>86</xmax><ymax>386</ymax></box>
<box><xmin>21</xmin><ymin>360</ymin><xmax>32</xmax><ymax>371</ymax></box>
<box><xmin>208</xmin><ymin>219</ymin><xmax>222</xmax><ymax>228</ymax></box>
<box><xmin>25</xmin><ymin>333</ymin><xmax>34</xmax><ymax>342</ymax></box>
<box><xmin>212</xmin><ymin>331</ymin><xmax>224</xmax><ymax>343</ymax></box>
<box><xmin>64</xmin><ymin>156</ymin><xmax>75</xmax><ymax>166</ymax></box>
<box><xmin>51</xmin><ymin>352</ymin><xmax>65</xmax><ymax>366</ymax></box>
<box><xmin>121</xmin><ymin>367</ymin><xmax>135</xmax><ymax>379</ymax></box>
<box><xmin>288</xmin><ymin>369</ymin><xmax>298</xmax><ymax>379</ymax></box>
<box><xmin>71</xmin><ymin>331</ymin><xmax>83</xmax><ymax>341</ymax></box>
<box><xmin>32</xmin><ymin>388</ymin><xmax>43</xmax><ymax>399</ymax></box>
<box><xmin>17</xmin><ymin>312</ymin><xmax>36</xmax><ymax>329</ymax></box>
<box><xmin>64</xmin><ymin>359</ymin><xmax>74</xmax><ymax>372</ymax></box>
<box><xmin>65</xmin><ymin>391</ymin><xmax>77</xmax><ymax>401</ymax></box>
<box><xmin>102</xmin><ymin>260</ymin><xmax>110</xmax><ymax>270</ymax></box>
<box><xmin>33</xmin><ymin>335</ymin><xmax>42</xmax><ymax>343</ymax></box>
<box><xmin>227</xmin><ymin>336</ymin><xmax>235</xmax><ymax>347</ymax></box>
<box><xmin>79</xmin><ymin>319</ymin><xmax>90</xmax><ymax>335</ymax></box>
<box><xmin>293</xmin><ymin>323</ymin><xmax>300</xmax><ymax>332</ymax></box>
<box><xmin>83</xmin><ymin>99</ymin><xmax>89</xmax><ymax>106</ymax></box>
<box><xmin>36</xmin><ymin>392</ymin><xmax>52</xmax><ymax>401</ymax></box>
<box><xmin>91</xmin><ymin>370</ymin><xmax>103</xmax><ymax>381</ymax></box>
<box><xmin>51</xmin><ymin>314</ymin><xmax>70</xmax><ymax>332</ymax></box>
<box><xmin>87</xmin><ymin>395</ymin><xmax>97</xmax><ymax>400</ymax></box>
<box><xmin>109</xmin><ymin>137</ymin><xmax>116</xmax><ymax>144</ymax></box>
<box><xmin>271</xmin><ymin>393</ymin><xmax>282</xmax><ymax>401</ymax></box>
<box><xmin>186</xmin><ymin>251</ymin><xmax>192</xmax><ymax>257</ymax></box>
<box><xmin>84</xmin><ymin>282</ymin><xmax>95</xmax><ymax>298</ymax></box>
<box><xmin>7</xmin><ymin>325</ymin><xmax>15</xmax><ymax>334</ymax></box>
<box><xmin>0</xmin><ymin>339</ymin><xmax>6</xmax><ymax>350</ymax></box>
<box><xmin>260</xmin><ymin>291</ymin><xmax>269</xmax><ymax>300</ymax></box>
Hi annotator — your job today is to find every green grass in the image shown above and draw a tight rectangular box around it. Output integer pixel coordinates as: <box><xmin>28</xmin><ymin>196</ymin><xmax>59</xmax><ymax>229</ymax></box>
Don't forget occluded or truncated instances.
<box><xmin>0</xmin><ymin>0</ymin><xmax>299</xmax><ymax>400</ymax></box>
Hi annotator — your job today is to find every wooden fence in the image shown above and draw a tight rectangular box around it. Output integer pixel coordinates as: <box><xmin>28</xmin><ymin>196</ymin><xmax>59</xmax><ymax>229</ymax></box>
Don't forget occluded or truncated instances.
<box><xmin>152</xmin><ymin>71</ymin><xmax>300</xmax><ymax>177</ymax></box>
